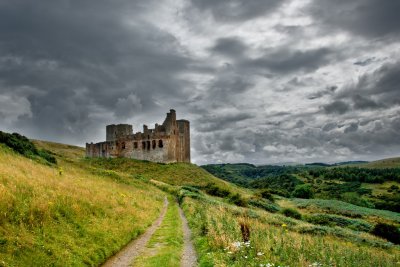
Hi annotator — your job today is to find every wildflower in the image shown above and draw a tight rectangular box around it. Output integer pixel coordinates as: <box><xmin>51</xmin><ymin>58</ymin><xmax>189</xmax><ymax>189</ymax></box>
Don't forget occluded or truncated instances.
<box><xmin>281</xmin><ymin>223</ymin><xmax>287</xmax><ymax>227</ymax></box>
<box><xmin>58</xmin><ymin>167</ymin><xmax>63</xmax><ymax>176</ymax></box>
<box><xmin>232</xmin><ymin>241</ymin><xmax>242</xmax><ymax>249</ymax></box>
<box><xmin>257</xmin><ymin>252</ymin><xmax>264</xmax><ymax>256</ymax></box>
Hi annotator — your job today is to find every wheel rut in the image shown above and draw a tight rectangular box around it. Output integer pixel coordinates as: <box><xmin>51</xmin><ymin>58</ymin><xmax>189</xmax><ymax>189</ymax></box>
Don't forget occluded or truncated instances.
<box><xmin>178</xmin><ymin>206</ymin><xmax>198</xmax><ymax>267</ymax></box>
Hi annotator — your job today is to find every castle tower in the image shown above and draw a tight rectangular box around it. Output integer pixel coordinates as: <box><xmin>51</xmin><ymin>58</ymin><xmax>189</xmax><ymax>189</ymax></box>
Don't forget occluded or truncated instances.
<box><xmin>106</xmin><ymin>124</ymin><xmax>133</xmax><ymax>141</ymax></box>
<box><xmin>177</xmin><ymin>119</ymin><xmax>190</xmax><ymax>163</ymax></box>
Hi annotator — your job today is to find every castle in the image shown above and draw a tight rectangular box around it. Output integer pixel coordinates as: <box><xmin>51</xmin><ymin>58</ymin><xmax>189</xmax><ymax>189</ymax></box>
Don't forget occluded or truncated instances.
<box><xmin>86</xmin><ymin>109</ymin><xmax>190</xmax><ymax>163</ymax></box>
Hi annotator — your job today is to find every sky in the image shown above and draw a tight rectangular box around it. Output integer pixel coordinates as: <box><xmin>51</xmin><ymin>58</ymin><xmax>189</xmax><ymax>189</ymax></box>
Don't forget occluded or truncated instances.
<box><xmin>0</xmin><ymin>0</ymin><xmax>399</xmax><ymax>165</ymax></box>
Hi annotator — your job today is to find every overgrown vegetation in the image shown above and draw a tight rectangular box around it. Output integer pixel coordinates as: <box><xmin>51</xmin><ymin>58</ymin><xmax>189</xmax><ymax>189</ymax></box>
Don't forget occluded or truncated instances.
<box><xmin>0</xmin><ymin>140</ymin><xmax>164</xmax><ymax>266</ymax></box>
<box><xmin>371</xmin><ymin>222</ymin><xmax>400</xmax><ymax>245</ymax></box>
<box><xmin>0</xmin><ymin>131</ymin><xmax>56</xmax><ymax>164</ymax></box>
<box><xmin>202</xmin><ymin>163</ymin><xmax>400</xmax><ymax>212</ymax></box>
<box><xmin>180</xmin><ymin>193</ymin><xmax>400</xmax><ymax>266</ymax></box>
<box><xmin>1</xmin><ymin>135</ymin><xmax>399</xmax><ymax>266</ymax></box>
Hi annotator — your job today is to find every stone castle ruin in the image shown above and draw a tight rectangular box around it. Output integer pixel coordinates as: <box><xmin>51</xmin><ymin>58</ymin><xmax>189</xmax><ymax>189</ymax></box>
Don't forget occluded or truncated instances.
<box><xmin>86</xmin><ymin>109</ymin><xmax>190</xmax><ymax>163</ymax></box>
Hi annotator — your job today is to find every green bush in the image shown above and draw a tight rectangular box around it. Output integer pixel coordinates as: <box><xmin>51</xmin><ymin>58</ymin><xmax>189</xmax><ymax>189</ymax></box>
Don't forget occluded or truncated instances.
<box><xmin>292</xmin><ymin>184</ymin><xmax>314</xmax><ymax>199</ymax></box>
<box><xmin>304</xmin><ymin>213</ymin><xmax>372</xmax><ymax>232</ymax></box>
<box><xmin>341</xmin><ymin>192</ymin><xmax>375</xmax><ymax>208</ymax></box>
<box><xmin>248</xmin><ymin>199</ymin><xmax>280</xmax><ymax>213</ymax></box>
<box><xmin>229</xmin><ymin>193</ymin><xmax>247</xmax><ymax>207</ymax></box>
<box><xmin>0</xmin><ymin>131</ymin><xmax>57</xmax><ymax>165</ymax></box>
<box><xmin>260</xmin><ymin>189</ymin><xmax>274</xmax><ymax>202</ymax></box>
<box><xmin>371</xmin><ymin>223</ymin><xmax>400</xmax><ymax>244</ymax></box>
<box><xmin>281</xmin><ymin>208</ymin><xmax>302</xmax><ymax>220</ymax></box>
<box><xmin>203</xmin><ymin>183</ymin><xmax>231</xmax><ymax>198</ymax></box>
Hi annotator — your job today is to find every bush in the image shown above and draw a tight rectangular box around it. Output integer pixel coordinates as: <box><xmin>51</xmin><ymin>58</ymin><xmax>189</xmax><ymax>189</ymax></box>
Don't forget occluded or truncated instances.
<box><xmin>371</xmin><ymin>223</ymin><xmax>400</xmax><ymax>244</ymax></box>
<box><xmin>229</xmin><ymin>193</ymin><xmax>247</xmax><ymax>207</ymax></box>
<box><xmin>341</xmin><ymin>192</ymin><xmax>375</xmax><ymax>208</ymax></box>
<box><xmin>292</xmin><ymin>184</ymin><xmax>313</xmax><ymax>199</ymax></box>
<box><xmin>0</xmin><ymin>131</ymin><xmax>57</xmax><ymax>164</ymax></box>
<box><xmin>248</xmin><ymin>199</ymin><xmax>280</xmax><ymax>213</ymax></box>
<box><xmin>203</xmin><ymin>183</ymin><xmax>231</xmax><ymax>198</ymax></box>
<box><xmin>281</xmin><ymin>208</ymin><xmax>302</xmax><ymax>220</ymax></box>
<box><xmin>304</xmin><ymin>213</ymin><xmax>372</xmax><ymax>232</ymax></box>
<box><xmin>260</xmin><ymin>189</ymin><xmax>274</xmax><ymax>202</ymax></box>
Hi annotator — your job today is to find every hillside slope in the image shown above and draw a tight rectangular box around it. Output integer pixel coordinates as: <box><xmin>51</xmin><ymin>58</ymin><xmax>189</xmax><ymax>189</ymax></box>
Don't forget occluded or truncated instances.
<box><xmin>360</xmin><ymin>157</ymin><xmax>400</xmax><ymax>168</ymax></box>
<box><xmin>0</xmin><ymin>142</ymin><xmax>166</xmax><ymax>266</ymax></box>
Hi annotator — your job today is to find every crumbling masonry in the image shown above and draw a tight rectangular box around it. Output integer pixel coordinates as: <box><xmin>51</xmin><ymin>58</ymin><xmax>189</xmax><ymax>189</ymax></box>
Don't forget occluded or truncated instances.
<box><xmin>86</xmin><ymin>109</ymin><xmax>190</xmax><ymax>163</ymax></box>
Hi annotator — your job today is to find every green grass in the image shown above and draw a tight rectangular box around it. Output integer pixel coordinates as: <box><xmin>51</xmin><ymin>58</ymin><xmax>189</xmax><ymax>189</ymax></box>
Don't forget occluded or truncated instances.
<box><xmin>181</xmin><ymin>194</ymin><xmax>400</xmax><ymax>267</ymax></box>
<box><xmin>358</xmin><ymin>157</ymin><xmax>400</xmax><ymax>168</ymax></box>
<box><xmin>290</xmin><ymin>198</ymin><xmax>400</xmax><ymax>223</ymax></box>
<box><xmin>83</xmin><ymin>157</ymin><xmax>250</xmax><ymax>197</ymax></box>
<box><xmin>132</xmin><ymin>196</ymin><xmax>183</xmax><ymax>267</ymax></box>
<box><xmin>0</xmin><ymin>142</ymin><xmax>165</xmax><ymax>266</ymax></box>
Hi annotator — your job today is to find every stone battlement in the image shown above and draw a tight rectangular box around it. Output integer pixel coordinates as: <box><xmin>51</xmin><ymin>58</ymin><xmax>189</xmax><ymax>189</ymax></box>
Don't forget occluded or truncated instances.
<box><xmin>86</xmin><ymin>109</ymin><xmax>190</xmax><ymax>163</ymax></box>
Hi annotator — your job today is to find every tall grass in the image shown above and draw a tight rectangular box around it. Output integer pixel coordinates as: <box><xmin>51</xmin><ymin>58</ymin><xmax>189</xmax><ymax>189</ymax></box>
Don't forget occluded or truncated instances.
<box><xmin>182</xmin><ymin>196</ymin><xmax>400</xmax><ymax>267</ymax></box>
<box><xmin>0</xmin><ymin>143</ymin><xmax>164</xmax><ymax>266</ymax></box>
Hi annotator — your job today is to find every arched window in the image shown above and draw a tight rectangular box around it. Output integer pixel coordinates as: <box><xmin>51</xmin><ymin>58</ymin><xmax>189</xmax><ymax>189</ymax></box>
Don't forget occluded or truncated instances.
<box><xmin>158</xmin><ymin>140</ymin><xmax>163</xmax><ymax>148</ymax></box>
<box><xmin>142</xmin><ymin>141</ymin><xmax>146</xmax><ymax>149</ymax></box>
<box><xmin>134</xmin><ymin>142</ymin><xmax>138</xmax><ymax>149</ymax></box>
<box><xmin>122</xmin><ymin>142</ymin><xmax>126</xmax><ymax>149</ymax></box>
<box><xmin>147</xmin><ymin>141</ymin><xmax>151</xmax><ymax>150</ymax></box>
<box><xmin>152</xmin><ymin>140</ymin><xmax>156</xmax><ymax>149</ymax></box>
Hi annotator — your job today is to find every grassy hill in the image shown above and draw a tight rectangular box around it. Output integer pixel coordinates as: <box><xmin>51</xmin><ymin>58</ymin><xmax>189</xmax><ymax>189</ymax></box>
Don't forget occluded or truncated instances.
<box><xmin>358</xmin><ymin>157</ymin><xmax>400</xmax><ymax>168</ymax></box>
<box><xmin>0</xmin><ymin>141</ymin><xmax>167</xmax><ymax>266</ymax></box>
<box><xmin>1</xmin><ymin>135</ymin><xmax>399</xmax><ymax>266</ymax></box>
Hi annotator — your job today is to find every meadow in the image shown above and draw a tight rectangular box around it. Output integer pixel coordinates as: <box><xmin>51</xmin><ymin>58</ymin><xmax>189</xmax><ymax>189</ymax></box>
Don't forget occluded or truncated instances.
<box><xmin>0</xmin><ymin>135</ymin><xmax>399</xmax><ymax>266</ymax></box>
<box><xmin>0</xmin><ymin>142</ymin><xmax>165</xmax><ymax>266</ymax></box>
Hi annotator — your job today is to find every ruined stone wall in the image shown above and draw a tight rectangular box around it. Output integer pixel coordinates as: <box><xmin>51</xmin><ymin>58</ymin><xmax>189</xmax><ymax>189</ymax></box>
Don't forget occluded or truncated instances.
<box><xmin>86</xmin><ymin>109</ymin><xmax>190</xmax><ymax>163</ymax></box>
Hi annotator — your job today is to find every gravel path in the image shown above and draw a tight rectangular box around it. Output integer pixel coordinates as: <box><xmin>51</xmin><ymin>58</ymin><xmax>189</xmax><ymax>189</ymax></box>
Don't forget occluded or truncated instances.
<box><xmin>102</xmin><ymin>197</ymin><xmax>169</xmax><ymax>267</ymax></box>
<box><xmin>178</xmin><ymin>206</ymin><xmax>198</xmax><ymax>267</ymax></box>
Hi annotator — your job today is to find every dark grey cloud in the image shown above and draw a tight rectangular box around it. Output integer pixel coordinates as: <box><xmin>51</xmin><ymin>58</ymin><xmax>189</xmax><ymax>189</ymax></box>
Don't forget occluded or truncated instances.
<box><xmin>190</xmin><ymin>0</ymin><xmax>283</xmax><ymax>22</ymax></box>
<box><xmin>1</xmin><ymin>0</ymin><xmax>399</xmax><ymax>164</ymax></box>
<box><xmin>344</xmin><ymin>123</ymin><xmax>358</xmax><ymax>134</ymax></box>
<box><xmin>243</xmin><ymin>47</ymin><xmax>333</xmax><ymax>74</ymax></box>
<box><xmin>323</xmin><ymin>100</ymin><xmax>350</xmax><ymax>114</ymax></box>
<box><xmin>310</xmin><ymin>0</ymin><xmax>400</xmax><ymax>39</ymax></box>
<box><xmin>196</xmin><ymin>112</ymin><xmax>253</xmax><ymax>132</ymax></box>
<box><xmin>0</xmin><ymin>0</ymin><xmax>195</xmax><ymax>144</ymax></box>
<box><xmin>210</xmin><ymin>37</ymin><xmax>248</xmax><ymax>58</ymax></box>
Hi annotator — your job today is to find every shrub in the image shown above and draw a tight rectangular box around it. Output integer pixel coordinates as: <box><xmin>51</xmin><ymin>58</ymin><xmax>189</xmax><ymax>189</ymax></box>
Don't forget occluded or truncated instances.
<box><xmin>341</xmin><ymin>192</ymin><xmax>375</xmax><ymax>208</ymax></box>
<box><xmin>281</xmin><ymin>208</ymin><xmax>302</xmax><ymax>220</ymax></box>
<box><xmin>229</xmin><ymin>193</ymin><xmax>247</xmax><ymax>207</ymax></box>
<box><xmin>304</xmin><ymin>214</ymin><xmax>372</xmax><ymax>232</ymax></box>
<box><xmin>248</xmin><ymin>199</ymin><xmax>280</xmax><ymax>213</ymax></box>
<box><xmin>203</xmin><ymin>183</ymin><xmax>231</xmax><ymax>198</ymax></box>
<box><xmin>292</xmin><ymin>184</ymin><xmax>313</xmax><ymax>199</ymax></box>
<box><xmin>371</xmin><ymin>223</ymin><xmax>400</xmax><ymax>244</ymax></box>
<box><xmin>0</xmin><ymin>131</ymin><xmax>57</xmax><ymax>164</ymax></box>
<box><xmin>260</xmin><ymin>189</ymin><xmax>274</xmax><ymax>202</ymax></box>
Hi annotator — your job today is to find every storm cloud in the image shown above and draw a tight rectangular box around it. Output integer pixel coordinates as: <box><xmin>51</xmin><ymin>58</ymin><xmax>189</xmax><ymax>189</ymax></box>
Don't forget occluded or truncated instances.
<box><xmin>0</xmin><ymin>0</ymin><xmax>399</xmax><ymax>164</ymax></box>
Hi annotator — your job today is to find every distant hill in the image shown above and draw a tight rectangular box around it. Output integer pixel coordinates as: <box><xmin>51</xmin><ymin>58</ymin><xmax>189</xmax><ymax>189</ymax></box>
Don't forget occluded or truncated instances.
<box><xmin>355</xmin><ymin>157</ymin><xmax>400</xmax><ymax>168</ymax></box>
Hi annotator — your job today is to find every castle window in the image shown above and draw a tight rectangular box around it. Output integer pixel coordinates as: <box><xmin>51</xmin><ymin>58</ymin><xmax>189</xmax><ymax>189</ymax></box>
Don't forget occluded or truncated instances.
<box><xmin>148</xmin><ymin>135</ymin><xmax>150</xmax><ymax>139</ymax></box>
<box><xmin>152</xmin><ymin>140</ymin><xmax>156</xmax><ymax>149</ymax></box>
<box><xmin>134</xmin><ymin>142</ymin><xmax>138</xmax><ymax>149</ymax></box>
<box><xmin>142</xmin><ymin>141</ymin><xmax>146</xmax><ymax>149</ymax></box>
<box><xmin>158</xmin><ymin>140</ymin><xmax>163</xmax><ymax>148</ymax></box>
<box><xmin>147</xmin><ymin>141</ymin><xmax>151</xmax><ymax>150</ymax></box>
<box><xmin>122</xmin><ymin>142</ymin><xmax>126</xmax><ymax>149</ymax></box>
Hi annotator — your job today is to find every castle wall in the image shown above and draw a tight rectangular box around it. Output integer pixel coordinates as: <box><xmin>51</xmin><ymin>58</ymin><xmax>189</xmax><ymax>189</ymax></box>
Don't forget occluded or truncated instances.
<box><xmin>86</xmin><ymin>110</ymin><xmax>190</xmax><ymax>163</ymax></box>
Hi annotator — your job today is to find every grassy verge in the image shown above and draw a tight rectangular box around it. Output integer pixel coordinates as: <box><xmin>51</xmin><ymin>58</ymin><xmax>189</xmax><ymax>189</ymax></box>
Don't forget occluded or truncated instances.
<box><xmin>0</xmin><ymin>143</ymin><xmax>164</xmax><ymax>266</ymax></box>
<box><xmin>181</xmin><ymin>194</ymin><xmax>400</xmax><ymax>267</ymax></box>
<box><xmin>132</xmin><ymin>196</ymin><xmax>183</xmax><ymax>267</ymax></box>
